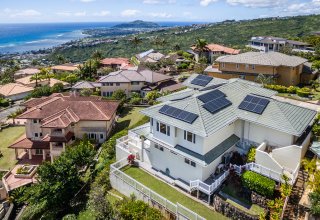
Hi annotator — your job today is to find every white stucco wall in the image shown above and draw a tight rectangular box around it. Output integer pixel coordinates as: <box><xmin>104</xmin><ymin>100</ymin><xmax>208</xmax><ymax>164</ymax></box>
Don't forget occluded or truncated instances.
<box><xmin>147</xmin><ymin>143</ymin><xmax>202</xmax><ymax>182</ymax></box>
<box><xmin>243</xmin><ymin>121</ymin><xmax>294</xmax><ymax>147</ymax></box>
<box><xmin>272</xmin><ymin>145</ymin><xmax>302</xmax><ymax>170</ymax></box>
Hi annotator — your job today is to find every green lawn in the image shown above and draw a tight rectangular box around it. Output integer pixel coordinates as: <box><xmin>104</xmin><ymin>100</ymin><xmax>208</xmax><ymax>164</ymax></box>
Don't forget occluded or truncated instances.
<box><xmin>116</xmin><ymin>107</ymin><xmax>146</xmax><ymax>131</ymax></box>
<box><xmin>221</xmin><ymin>183</ymin><xmax>264</xmax><ymax>216</ymax></box>
<box><xmin>123</xmin><ymin>166</ymin><xmax>228</xmax><ymax>220</ymax></box>
<box><xmin>0</xmin><ymin>126</ymin><xmax>25</xmax><ymax>170</ymax></box>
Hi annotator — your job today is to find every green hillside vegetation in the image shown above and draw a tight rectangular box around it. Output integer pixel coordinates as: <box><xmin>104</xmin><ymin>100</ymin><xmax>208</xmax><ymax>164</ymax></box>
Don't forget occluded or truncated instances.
<box><xmin>112</xmin><ymin>20</ymin><xmax>160</xmax><ymax>29</ymax></box>
<box><xmin>48</xmin><ymin>15</ymin><xmax>320</xmax><ymax>62</ymax></box>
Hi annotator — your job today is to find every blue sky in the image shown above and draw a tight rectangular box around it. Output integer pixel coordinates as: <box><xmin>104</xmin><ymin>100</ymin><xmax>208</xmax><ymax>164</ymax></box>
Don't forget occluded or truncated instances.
<box><xmin>0</xmin><ymin>0</ymin><xmax>319</xmax><ymax>23</ymax></box>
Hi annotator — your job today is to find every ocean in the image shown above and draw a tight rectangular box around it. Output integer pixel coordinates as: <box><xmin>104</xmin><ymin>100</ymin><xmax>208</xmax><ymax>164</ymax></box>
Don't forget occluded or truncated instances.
<box><xmin>0</xmin><ymin>22</ymin><xmax>204</xmax><ymax>54</ymax></box>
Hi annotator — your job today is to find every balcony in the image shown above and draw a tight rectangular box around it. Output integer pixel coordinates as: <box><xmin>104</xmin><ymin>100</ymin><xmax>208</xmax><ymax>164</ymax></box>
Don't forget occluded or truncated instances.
<box><xmin>51</xmin><ymin>143</ymin><xmax>64</xmax><ymax>156</ymax></box>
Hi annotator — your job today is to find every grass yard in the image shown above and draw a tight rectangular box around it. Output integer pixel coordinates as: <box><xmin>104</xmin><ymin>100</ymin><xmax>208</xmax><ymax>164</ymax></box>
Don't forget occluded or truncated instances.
<box><xmin>116</xmin><ymin>107</ymin><xmax>146</xmax><ymax>131</ymax></box>
<box><xmin>122</xmin><ymin>166</ymin><xmax>228</xmax><ymax>220</ymax></box>
<box><xmin>0</xmin><ymin>126</ymin><xmax>25</xmax><ymax>170</ymax></box>
<box><xmin>221</xmin><ymin>182</ymin><xmax>265</xmax><ymax>216</ymax></box>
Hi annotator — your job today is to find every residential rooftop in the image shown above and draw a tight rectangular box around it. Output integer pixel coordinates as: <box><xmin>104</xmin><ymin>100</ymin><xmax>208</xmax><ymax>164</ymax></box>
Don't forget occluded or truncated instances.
<box><xmin>143</xmin><ymin>76</ymin><xmax>316</xmax><ymax>137</ymax></box>
<box><xmin>0</xmin><ymin>83</ymin><xmax>33</xmax><ymax>97</ymax></box>
<box><xmin>216</xmin><ymin>51</ymin><xmax>307</xmax><ymax>67</ymax></box>
<box><xmin>191</xmin><ymin>43</ymin><xmax>240</xmax><ymax>55</ymax></box>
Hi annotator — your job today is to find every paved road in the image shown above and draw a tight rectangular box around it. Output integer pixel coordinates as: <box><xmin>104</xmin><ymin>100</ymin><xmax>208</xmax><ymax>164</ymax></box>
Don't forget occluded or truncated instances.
<box><xmin>0</xmin><ymin>105</ymin><xmax>23</xmax><ymax>122</ymax></box>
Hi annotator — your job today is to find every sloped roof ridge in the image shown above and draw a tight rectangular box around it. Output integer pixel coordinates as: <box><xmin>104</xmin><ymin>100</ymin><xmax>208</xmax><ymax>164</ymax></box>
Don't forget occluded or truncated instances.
<box><xmin>89</xmin><ymin>101</ymin><xmax>109</xmax><ymax>119</ymax></box>
<box><xmin>65</xmin><ymin>106</ymin><xmax>80</xmax><ymax>122</ymax></box>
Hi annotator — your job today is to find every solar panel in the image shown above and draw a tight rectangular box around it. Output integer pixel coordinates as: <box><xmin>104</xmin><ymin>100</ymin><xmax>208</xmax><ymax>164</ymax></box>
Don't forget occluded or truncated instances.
<box><xmin>238</xmin><ymin>95</ymin><xmax>270</xmax><ymax>115</ymax></box>
<box><xmin>198</xmin><ymin>90</ymin><xmax>226</xmax><ymax>103</ymax></box>
<box><xmin>203</xmin><ymin>97</ymin><xmax>232</xmax><ymax>114</ymax></box>
<box><xmin>190</xmin><ymin>74</ymin><xmax>213</xmax><ymax>87</ymax></box>
<box><xmin>159</xmin><ymin>105</ymin><xmax>198</xmax><ymax>124</ymax></box>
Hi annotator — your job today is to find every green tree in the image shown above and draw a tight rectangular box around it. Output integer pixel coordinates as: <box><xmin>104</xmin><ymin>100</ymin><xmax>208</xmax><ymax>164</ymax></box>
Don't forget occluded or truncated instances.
<box><xmin>144</xmin><ymin>90</ymin><xmax>160</xmax><ymax>105</ymax></box>
<box><xmin>194</xmin><ymin>38</ymin><xmax>208</xmax><ymax>59</ymax></box>
<box><xmin>310</xmin><ymin>191</ymin><xmax>320</xmax><ymax>216</ymax></box>
<box><xmin>30</xmin><ymin>72</ymin><xmax>43</xmax><ymax>87</ymax></box>
<box><xmin>92</xmin><ymin>50</ymin><xmax>103</xmax><ymax>60</ymax></box>
<box><xmin>130</xmin><ymin>36</ymin><xmax>142</xmax><ymax>51</ymax></box>
<box><xmin>173</xmin><ymin>44</ymin><xmax>181</xmax><ymax>51</ymax></box>
<box><xmin>312</xmin><ymin>60</ymin><xmax>320</xmax><ymax>73</ymax></box>
<box><xmin>51</xmin><ymin>82</ymin><xmax>64</xmax><ymax>93</ymax></box>
<box><xmin>55</xmin><ymin>54</ymin><xmax>67</xmax><ymax>64</ymax></box>
<box><xmin>65</xmin><ymin>73</ymin><xmax>79</xmax><ymax>86</ymax></box>
<box><xmin>112</xmin><ymin>89</ymin><xmax>127</xmax><ymax>101</ymax></box>
<box><xmin>40</xmin><ymin>68</ymin><xmax>54</xmax><ymax>83</ymax></box>
<box><xmin>80</xmin><ymin>88</ymin><xmax>93</xmax><ymax>97</ymax></box>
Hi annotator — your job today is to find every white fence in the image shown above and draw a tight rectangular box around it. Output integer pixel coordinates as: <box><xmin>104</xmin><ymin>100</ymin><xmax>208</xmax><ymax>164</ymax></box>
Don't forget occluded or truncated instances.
<box><xmin>190</xmin><ymin>170</ymin><xmax>229</xmax><ymax>196</ymax></box>
<box><xmin>232</xmin><ymin>162</ymin><xmax>299</xmax><ymax>185</ymax></box>
<box><xmin>110</xmin><ymin>159</ymin><xmax>206</xmax><ymax>220</ymax></box>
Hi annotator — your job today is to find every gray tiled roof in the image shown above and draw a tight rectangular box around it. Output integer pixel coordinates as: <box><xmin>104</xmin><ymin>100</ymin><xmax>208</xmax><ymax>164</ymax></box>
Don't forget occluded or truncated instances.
<box><xmin>182</xmin><ymin>73</ymin><xmax>227</xmax><ymax>90</ymax></box>
<box><xmin>216</xmin><ymin>52</ymin><xmax>307</xmax><ymax>67</ymax></box>
<box><xmin>72</xmin><ymin>81</ymin><xmax>101</xmax><ymax>89</ymax></box>
<box><xmin>142</xmin><ymin>78</ymin><xmax>316</xmax><ymax>137</ymax></box>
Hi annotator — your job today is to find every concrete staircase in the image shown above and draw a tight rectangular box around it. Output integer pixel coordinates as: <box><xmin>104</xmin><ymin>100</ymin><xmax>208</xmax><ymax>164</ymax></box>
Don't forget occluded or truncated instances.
<box><xmin>283</xmin><ymin>169</ymin><xmax>308</xmax><ymax>220</ymax></box>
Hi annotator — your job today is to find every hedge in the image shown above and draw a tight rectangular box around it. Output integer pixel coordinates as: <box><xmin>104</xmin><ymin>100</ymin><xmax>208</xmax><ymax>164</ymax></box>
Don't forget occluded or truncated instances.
<box><xmin>297</xmin><ymin>87</ymin><xmax>311</xmax><ymax>97</ymax></box>
<box><xmin>241</xmin><ymin>171</ymin><xmax>275</xmax><ymax>198</ymax></box>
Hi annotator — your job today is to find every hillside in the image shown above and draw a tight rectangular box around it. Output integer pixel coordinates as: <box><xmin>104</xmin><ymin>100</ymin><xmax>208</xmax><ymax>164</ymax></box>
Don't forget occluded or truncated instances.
<box><xmin>112</xmin><ymin>20</ymin><xmax>160</xmax><ymax>29</ymax></box>
<box><xmin>49</xmin><ymin>15</ymin><xmax>320</xmax><ymax>62</ymax></box>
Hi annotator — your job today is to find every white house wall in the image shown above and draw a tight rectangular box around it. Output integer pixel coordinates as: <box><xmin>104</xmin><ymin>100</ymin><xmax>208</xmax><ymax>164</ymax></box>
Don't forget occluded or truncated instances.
<box><xmin>243</xmin><ymin>121</ymin><xmax>294</xmax><ymax>147</ymax></box>
<box><xmin>271</xmin><ymin>146</ymin><xmax>302</xmax><ymax>170</ymax></box>
<box><xmin>148</xmin><ymin>143</ymin><xmax>202</xmax><ymax>182</ymax></box>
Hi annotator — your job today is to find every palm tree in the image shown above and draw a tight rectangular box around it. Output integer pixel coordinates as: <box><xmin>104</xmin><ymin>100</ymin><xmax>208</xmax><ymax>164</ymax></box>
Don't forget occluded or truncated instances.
<box><xmin>130</xmin><ymin>36</ymin><xmax>142</xmax><ymax>51</ymax></box>
<box><xmin>56</xmin><ymin>54</ymin><xmax>66</xmax><ymax>64</ymax></box>
<box><xmin>7</xmin><ymin>112</ymin><xmax>17</xmax><ymax>125</ymax></box>
<box><xmin>91</xmin><ymin>50</ymin><xmax>103</xmax><ymax>60</ymax></box>
<box><xmin>30</xmin><ymin>72</ymin><xmax>42</xmax><ymax>87</ymax></box>
<box><xmin>194</xmin><ymin>38</ymin><xmax>208</xmax><ymax>59</ymax></box>
<box><xmin>40</xmin><ymin>68</ymin><xmax>54</xmax><ymax>83</ymax></box>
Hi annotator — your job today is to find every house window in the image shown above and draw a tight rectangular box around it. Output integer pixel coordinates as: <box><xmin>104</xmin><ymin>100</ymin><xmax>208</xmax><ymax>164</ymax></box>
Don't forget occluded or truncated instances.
<box><xmin>155</xmin><ymin>144</ymin><xmax>164</xmax><ymax>151</ymax></box>
<box><xmin>40</xmin><ymin>133</ymin><xmax>43</xmax><ymax>137</ymax></box>
<box><xmin>185</xmin><ymin>158</ymin><xmax>196</xmax><ymax>167</ymax></box>
<box><xmin>252</xmin><ymin>64</ymin><xmax>255</xmax><ymax>70</ymax></box>
<box><xmin>33</xmin><ymin>119</ymin><xmax>38</xmax><ymax>124</ymax></box>
<box><xmin>131</xmin><ymin>81</ymin><xmax>139</xmax><ymax>85</ymax></box>
<box><xmin>100</xmin><ymin>134</ymin><xmax>104</xmax><ymax>139</ymax></box>
<box><xmin>34</xmin><ymin>133</ymin><xmax>39</xmax><ymax>137</ymax></box>
<box><xmin>191</xmin><ymin>161</ymin><xmax>196</xmax><ymax>167</ymax></box>
<box><xmin>184</xmin><ymin>131</ymin><xmax>195</xmax><ymax>143</ymax></box>
<box><xmin>185</xmin><ymin>158</ymin><xmax>190</xmax><ymax>164</ymax></box>
<box><xmin>116</xmin><ymin>83</ymin><xmax>120</xmax><ymax>86</ymax></box>
<box><xmin>158</xmin><ymin>122</ymin><xmax>170</xmax><ymax>136</ymax></box>
<box><xmin>245</xmin><ymin>64</ymin><xmax>249</xmax><ymax>69</ymax></box>
<box><xmin>35</xmin><ymin>149</ymin><xmax>43</xmax><ymax>155</ymax></box>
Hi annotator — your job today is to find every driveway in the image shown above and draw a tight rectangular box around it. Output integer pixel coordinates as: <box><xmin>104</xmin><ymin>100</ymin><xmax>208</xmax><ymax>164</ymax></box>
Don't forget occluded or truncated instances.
<box><xmin>0</xmin><ymin>104</ymin><xmax>23</xmax><ymax>122</ymax></box>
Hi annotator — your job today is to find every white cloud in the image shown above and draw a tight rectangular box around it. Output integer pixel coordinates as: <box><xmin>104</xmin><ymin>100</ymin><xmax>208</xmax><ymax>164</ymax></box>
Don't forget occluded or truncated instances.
<box><xmin>121</xmin><ymin>9</ymin><xmax>140</xmax><ymax>17</ymax></box>
<box><xmin>74</xmin><ymin>11</ymin><xmax>86</xmax><ymax>16</ymax></box>
<box><xmin>3</xmin><ymin>8</ymin><xmax>42</xmax><ymax>17</ymax></box>
<box><xmin>200</xmin><ymin>0</ymin><xmax>218</xmax><ymax>7</ymax></box>
<box><xmin>226</xmin><ymin>0</ymin><xmax>285</xmax><ymax>8</ymax></box>
<box><xmin>284</xmin><ymin>0</ymin><xmax>320</xmax><ymax>15</ymax></box>
<box><xmin>148</xmin><ymin>12</ymin><xmax>173</xmax><ymax>18</ymax></box>
<box><xmin>80</xmin><ymin>0</ymin><xmax>95</xmax><ymax>2</ymax></box>
<box><xmin>143</xmin><ymin>0</ymin><xmax>176</xmax><ymax>4</ymax></box>
<box><xmin>93</xmin><ymin>10</ymin><xmax>110</xmax><ymax>16</ymax></box>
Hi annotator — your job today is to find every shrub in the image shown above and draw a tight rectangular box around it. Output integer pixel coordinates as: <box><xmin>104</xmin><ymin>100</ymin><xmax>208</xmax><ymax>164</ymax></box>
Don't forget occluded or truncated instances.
<box><xmin>130</xmin><ymin>97</ymin><xmax>142</xmax><ymax>105</ymax></box>
<box><xmin>246</xmin><ymin>147</ymin><xmax>256</xmax><ymax>163</ymax></box>
<box><xmin>297</xmin><ymin>87</ymin><xmax>312</xmax><ymax>97</ymax></box>
<box><xmin>178</xmin><ymin>63</ymin><xmax>189</xmax><ymax>70</ymax></box>
<box><xmin>287</xmin><ymin>86</ymin><xmax>298</xmax><ymax>94</ymax></box>
<box><xmin>241</xmin><ymin>171</ymin><xmax>275</xmax><ymax>198</ymax></box>
<box><xmin>0</xmin><ymin>98</ymin><xmax>10</xmax><ymax>107</ymax></box>
<box><xmin>309</xmin><ymin>191</ymin><xmax>320</xmax><ymax>216</ymax></box>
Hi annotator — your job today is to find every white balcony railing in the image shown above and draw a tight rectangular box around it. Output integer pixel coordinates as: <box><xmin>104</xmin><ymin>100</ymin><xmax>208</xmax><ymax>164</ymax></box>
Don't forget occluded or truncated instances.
<box><xmin>190</xmin><ymin>170</ymin><xmax>230</xmax><ymax>195</ymax></box>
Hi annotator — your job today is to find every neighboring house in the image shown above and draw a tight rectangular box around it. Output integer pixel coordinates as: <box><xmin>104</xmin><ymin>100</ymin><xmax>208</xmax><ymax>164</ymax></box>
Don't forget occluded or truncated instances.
<box><xmin>100</xmin><ymin>58</ymin><xmax>130</xmax><ymax>70</ymax></box>
<box><xmin>115</xmin><ymin>75</ymin><xmax>316</xmax><ymax>197</ymax></box>
<box><xmin>0</xmin><ymin>83</ymin><xmax>33</xmax><ymax>101</ymax></box>
<box><xmin>51</xmin><ymin>63</ymin><xmax>79</xmax><ymax>74</ymax></box>
<box><xmin>10</xmin><ymin>93</ymin><xmax>119</xmax><ymax>163</ymax></box>
<box><xmin>98</xmin><ymin>69</ymin><xmax>173</xmax><ymax>97</ymax></box>
<box><xmin>248</xmin><ymin>36</ymin><xmax>313</xmax><ymax>53</ymax></box>
<box><xmin>191</xmin><ymin>44</ymin><xmax>240</xmax><ymax>63</ymax></box>
<box><xmin>136</xmin><ymin>49</ymin><xmax>165</xmax><ymax>63</ymax></box>
<box><xmin>16</xmin><ymin>75</ymin><xmax>69</xmax><ymax>88</ymax></box>
<box><xmin>14</xmin><ymin>68</ymin><xmax>40</xmax><ymax>80</ymax></box>
<box><xmin>72</xmin><ymin>81</ymin><xmax>101</xmax><ymax>92</ymax></box>
<box><xmin>209</xmin><ymin>51</ymin><xmax>309</xmax><ymax>86</ymax></box>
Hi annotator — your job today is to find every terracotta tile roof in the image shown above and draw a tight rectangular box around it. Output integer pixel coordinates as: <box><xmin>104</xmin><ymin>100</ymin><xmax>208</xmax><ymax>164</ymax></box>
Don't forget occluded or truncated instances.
<box><xmin>101</xmin><ymin>57</ymin><xmax>130</xmax><ymax>65</ymax></box>
<box><xmin>191</xmin><ymin>44</ymin><xmax>240</xmax><ymax>55</ymax></box>
<box><xmin>16</xmin><ymin>76</ymin><xmax>69</xmax><ymax>87</ymax></box>
<box><xmin>51</xmin><ymin>63</ymin><xmax>79</xmax><ymax>72</ymax></box>
<box><xmin>14</xmin><ymin>68</ymin><xmax>40</xmax><ymax>77</ymax></box>
<box><xmin>0</xmin><ymin>83</ymin><xmax>33</xmax><ymax>97</ymax></box>
<box><xmin>9</xmin><ymin>134</ymin><xmax>50</xmax><ymax>149</ymax></box>
<box><xmin>18</xmin><ymin>94</ymin><xmax>119</xmax><ymax>123</ymax></box>
<box><xmin>41</xmin><ymin>108</ymin><xmax>79</xmax><ymax>128</ymax></box>
<box><xmin>42</xmin><ymin>131</ymin><xmax>74</xmax><ymax>142</ymax></box>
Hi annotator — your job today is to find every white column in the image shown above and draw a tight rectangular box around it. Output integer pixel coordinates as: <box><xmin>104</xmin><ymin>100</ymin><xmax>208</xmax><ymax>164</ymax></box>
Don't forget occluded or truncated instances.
<box><xmin>28</xmin><ymin>149</ymin><xmax>32</xmax><ymax>160</ymax></box>
<box><xmin>63</xmin><ymin>143</ymin><xmax>66</xmax><ymax>151</ymax></box>
<box><xmin>42</xmin><ymin>150</ymin><xmax>46</xmax><ymax>161</ymax></box>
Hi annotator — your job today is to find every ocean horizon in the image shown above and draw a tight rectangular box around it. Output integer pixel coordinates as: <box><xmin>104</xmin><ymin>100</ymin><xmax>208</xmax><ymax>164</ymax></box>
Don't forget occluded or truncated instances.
<box><xmin>0</xmin><ymin>21</ymin><xmax>206</xmax><ymax>54</ymax></box>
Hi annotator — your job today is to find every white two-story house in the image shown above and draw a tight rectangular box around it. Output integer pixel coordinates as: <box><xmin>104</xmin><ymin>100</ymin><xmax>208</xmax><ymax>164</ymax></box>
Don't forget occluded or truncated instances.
<box><xmin>10</xmin><ymin>93</ymin><xmax>119</xmax><ymax>162</ymax></box>
<box><xmin>116</xmin><ymin>74</ymin><xmax>316</xmax><ymax>198</ymax></box>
